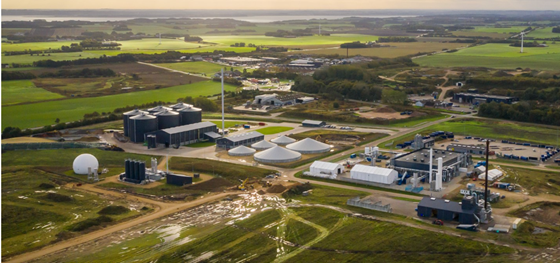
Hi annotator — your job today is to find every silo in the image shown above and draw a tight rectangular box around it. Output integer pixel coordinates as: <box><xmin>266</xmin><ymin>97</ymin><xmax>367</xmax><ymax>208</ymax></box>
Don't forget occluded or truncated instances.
<box><xmin>147</xmin><ymin>105</ymin><xmax>172</xmax><ymax>115</ymax></box>
<box><xmin>125</xmin><ymin>159</ymin><xmax>130</xmax><ymax>179</ymax></box>
<box><xmin>154</xmin><ymin>110</ymin><xmax>180</xmax><ymax>130</ymax></box>
<box><xmin>129</xmin><ymin>113</ymin><xmax>158</xmax><ymax>143</ymax></box>
<box><xmin>139</xmin><ymin>162</ymin><xmax>146</xmax><ymax>181</ymax></box>
<box><xmin>169</xmin><ymin>102</ymin><xmax>192</xmax><ymax>111</ymax></box>
<box><xmin>178</xmin><ymin>106</ymin><xmax>202</xmax><ymax>125</ymax></box>
<box><xmin>123</xmin><ymin>109</ymin><xmax>147</xmax><ymax>137</ymax></box>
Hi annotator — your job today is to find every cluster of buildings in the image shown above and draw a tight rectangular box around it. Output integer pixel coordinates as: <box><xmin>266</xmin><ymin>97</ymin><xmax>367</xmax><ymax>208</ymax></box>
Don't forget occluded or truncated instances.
<box><xmin>249</xmin><ymin>93</ymin><xmax>315</xmax><ymax>109</ymax></box>
<box><xmin>122</xmin><ymin>103</ymin><xmax>218</xmax><ymax>148</ymax></box>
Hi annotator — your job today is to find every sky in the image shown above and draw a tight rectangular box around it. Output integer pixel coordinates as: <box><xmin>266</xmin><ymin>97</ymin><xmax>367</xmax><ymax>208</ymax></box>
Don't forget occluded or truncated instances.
<box><xmin>2</xmin><ymin>0</ymin><xmax>560</xmax><ymax>10</ymax></box>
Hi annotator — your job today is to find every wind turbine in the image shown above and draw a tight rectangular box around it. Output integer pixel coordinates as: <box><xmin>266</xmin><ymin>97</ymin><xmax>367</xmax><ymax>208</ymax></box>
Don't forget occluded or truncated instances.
<box><xmin>520</xmin><ymin>32</ymin><xmax>525</xmax><ymax>53</ymax></box>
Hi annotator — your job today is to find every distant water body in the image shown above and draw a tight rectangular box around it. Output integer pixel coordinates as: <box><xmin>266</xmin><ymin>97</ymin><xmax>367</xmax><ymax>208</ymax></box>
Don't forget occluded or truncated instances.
<box><xmin>2</xmin><ymin>15</ymin><xmax>415</xmax><ymax>23</ymax></box>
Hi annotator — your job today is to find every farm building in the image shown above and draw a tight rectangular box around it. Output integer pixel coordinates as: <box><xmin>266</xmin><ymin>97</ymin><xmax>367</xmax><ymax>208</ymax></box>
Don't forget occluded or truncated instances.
<box><xmin>308</xmin><ymin>161</ymin><xmax>345</xmax><ymax>179</ymax></box>
<box><xmin>447</xmin><ymin>143</ymin><xmax>486</xmax><ymax>155</ymax></box>
<box><xmin>286</xmin><ymin>138</ymin><xmax>331</xmax><ymax>154</ymax></box>
<box><xmin>302</xmin><ymin>120</ymin><xmax>326</xmax><ymax>127</ymax></box>
<box><xmin>416</xmin><ymin>196</ymin><xmax>480</xmax><ymax>225</ymax></box>
<box><xmin>453</xmin><ymin>93</ymin><xmax>516</xmax><ymax>104</ymax></box>
<box><xmin>350</xmin><ymin>165</ymin><xmax>398</xmax><ymax>185</ymax></box>
<box><xmin>390</xmin><ymin>148</ymin><xmax>470</xmax><ymax>183</ymax></box>
<box><xmin>166</xmin><ymin>173</ymin><xmax>193</xmax><ymax>186</ymax></box>
<box><xmin>228</xmin><ymin>145</ymin><xmax>257</xmax><ymax>156</ymax></box>
<box><xmin>270</xmin><ymin>135</ymin><xmax>296</xmax><ymax>145</ymax></box>
<box><xmin>254</xmin><ymin>146</ymin><xmax>301</xmax><ymax>163</ymax></box>
<box><xmin>217</xmin><ymin>131</ymin><xmax>264</xmax><ymax>149</ymax></box>
<box><xmin>146</xmin><ymin>122</ymin><xmax>218</xmax><ymax>148</ymax></box>
<box><xmin>251</xmin><ymin>140</ymin><xmax>277</xmax><ymax>150</ymax></box>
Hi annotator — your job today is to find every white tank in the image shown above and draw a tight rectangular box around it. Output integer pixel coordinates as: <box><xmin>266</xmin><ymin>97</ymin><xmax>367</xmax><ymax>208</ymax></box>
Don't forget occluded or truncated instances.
<box><xmin>73</xmin><ymin>154</ymin><xmax>99</xmax><ymax>174</ymax></box>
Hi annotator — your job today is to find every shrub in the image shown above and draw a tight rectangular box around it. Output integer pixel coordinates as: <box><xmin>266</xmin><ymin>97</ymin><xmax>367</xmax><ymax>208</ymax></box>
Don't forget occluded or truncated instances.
<box><xmin>45</xmin><ymin>193</ymin><xmax>73</xmax><ymax>202</ymax></box>
<box><xmin>98</xmin><ymin>205</ymin><xmax>129</xmax><ymax>215</ymax></box>
<box><xmin>66</xmin><ymin>215</ymin><xmax>113</xmax><ymax>232</ymax></box>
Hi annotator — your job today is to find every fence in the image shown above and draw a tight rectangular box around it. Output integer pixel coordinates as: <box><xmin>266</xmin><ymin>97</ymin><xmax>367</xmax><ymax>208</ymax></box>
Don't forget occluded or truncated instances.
<box><xmin>346</xmin><ymin>196</ymin><xmax>392</xmax><ymax>213</ymax></box>
<box><xmin>2</xmin><ymin>142</ymin><xmax>104</xmax><ymax>151</ymax></box>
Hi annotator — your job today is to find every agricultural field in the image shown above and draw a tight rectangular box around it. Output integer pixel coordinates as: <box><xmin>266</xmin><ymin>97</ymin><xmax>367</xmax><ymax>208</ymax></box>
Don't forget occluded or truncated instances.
<box><xmin>1</xmin><ymin>52</ymin><xmax>102</xmax><ymax>65</ymax></box>
<box><xmin>296</xmin><ymin>42</ymin><xmax>468</xmax><ymax>58</ymax></box>
<box><xmin>467</xmin><ymin>26</ymin><xmax>527</xmax><ymax>34</ymax></box>
<box><xmin>255</xmin><ymin>126</ymin><xmax>293</xmax><ymax>135</ymax></box>
<box><xmin>2</xmin><ymin>80</ymin><xmax>64</xmax><ymax>105</ymax></box>
<box><xmin>450</xmin><ymin>31</ymin><xmax>511</xmax><ymax>39</ymax></box>
<box><xmin>527</xmin><ymin>27</ymin><xmax>560</xmax><ymax>39</ymax></box>
<box><xmin>2</xmin><ymin>80</ymin><xmax>237</xmax><ymax>129</ymax></box>
<box><xmin>379</xmin><ymin>118</ymin><xmax>560</xmax><ymax>149</ymax></box>
<box><xmin>415</xmin><ymin>43</ymin><xmax>560</xmax><ymax>71</ymax></box>
<box><xmin>156</xmin><ymin>61</ymin><xmax>245</xmax><ymax>76</ymax></box>
<box><xmin>201</xmin><ymin>34</ymin><xmax>377</xmax><ymax>47</ymax></box>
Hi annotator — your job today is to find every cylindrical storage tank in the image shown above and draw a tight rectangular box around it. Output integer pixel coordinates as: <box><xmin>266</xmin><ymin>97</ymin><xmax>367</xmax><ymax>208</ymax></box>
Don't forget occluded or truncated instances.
<box><xmin>178</xmin><ymin>106</ymin><xmax>202</xmax><ymax>125</ymax></box>
<box><xmin>169</xmin><ymin>102</ymin><xmax>192</xmax><ymax>111</ymax></box>
<box><xmin>126</xmin><ymin>159</ymin><xmax>132</xmax><ymax>179</ymax></box>
<box><xmin>129</xmin><ymin>113</ymin><xmax>158</xmax><ymax>143</ymax></box>
<box><xmin>123</xmin><ymin>109</ymin><xmax>147</xmax><ymax>137</ymax></box>
<box><xmin>154</xmin><ymin>110</ymin><xmax>180</xmax><ymax>130</ymax></box>
<box><xmin>125</xmin><ymin>159</ymin><xmax>130</xmax><ymax>178</ymax></box>
<box><xmin>132</xmin><ymin>161</ymin><xmax>140</xmax><ymax>180</ymax></box>
<box><xmin>147</xmin><ymin>105</ymin><xmax>172</xmax><ymax>115</ymax></box>
<box><xmin>139</xmin><ymin>162</ymin><xmax>146</xmax><ymax>181</ymax></box>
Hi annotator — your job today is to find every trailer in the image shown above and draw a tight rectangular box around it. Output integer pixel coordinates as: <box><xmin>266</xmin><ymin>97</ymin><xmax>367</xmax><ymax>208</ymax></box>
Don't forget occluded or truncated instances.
<box><xmin>456</xmin><ymin>224</ymin><xmax>478</xmax><ymax>232</ymax></box>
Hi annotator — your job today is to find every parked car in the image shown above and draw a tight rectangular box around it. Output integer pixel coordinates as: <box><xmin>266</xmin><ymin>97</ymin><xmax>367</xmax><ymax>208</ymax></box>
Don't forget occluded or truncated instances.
<box><xmin>432</xmin><ymin>219</ymin><xmax>444</xmax><ymax>226</ymax></box>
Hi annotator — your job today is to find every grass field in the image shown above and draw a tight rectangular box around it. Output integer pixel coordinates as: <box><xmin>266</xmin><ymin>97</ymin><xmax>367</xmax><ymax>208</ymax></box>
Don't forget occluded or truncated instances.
<box><xmin>499</xmin><ymin>165</ymin><xmax>560</xmax><ymax>196</ymax></box>
<box><xmin>168</xmin><ymin>157</ymin><xmax>276</xmax><ymax>183</ymax></box>
<box><xmin>2</xmin><ymin>80</ymin><xmax>236</xmax><ymax>129</ymax></box>
<box><xmin>468</xmin><ymin>26</ymin><xmax>527</xmax><ymax>34</ymax></box>
<box><xmin>379</xmin><ymin>118</ymin><xmax>560</xmax><ymax>149</ymax></box>
<box><xmin>2</xmin><ymin>80</ymin><xmax>65</xmax><ymax>105</ymax></box>
<box><xmin>528</xmin><ymin>27</ymin><xmax>560</xmax><ymax>39</ymax></box>
<box><xmin>209</xmin><ymin>121</ymin><xmax>246</xmax><ymax>128</ymax></box>
<box><xmin>255</xmin><ymin>126</ymin><xmax>293</xmax><ymax>135</ymax></box>
<box><xmin>201</xmin><ymin>34</ymin><xmax>377</xmax><ymax>46</ymax></box>
<box><xmin>1</xmin><ymin>52</ymin><xmax>102</xmax><ymax>65</ymax></box>
<box><xmin>450</xmin><ymin>31</ymin><xmax>511</xmax><ymax>39</ymax></box>
<box><xmin>156</xmin><ymin>61</ymin><xmax>245</xmax><ymax>76</ymax></box>
<box><xmin>296</xmin><ymin>42</ymin><xmax>467</xmax><ymax>58</ymax></box>
<box><xmin>415</xmin><ymin>43</ymin><xmax>560</xmax><ymax>71</ymax></box>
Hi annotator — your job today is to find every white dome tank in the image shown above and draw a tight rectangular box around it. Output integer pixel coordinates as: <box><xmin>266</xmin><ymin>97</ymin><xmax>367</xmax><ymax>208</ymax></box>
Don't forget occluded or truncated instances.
<box><xmin>73</xmin><ymin>154</ymin><xmax>99</xmax><ymax>174</ymax></box>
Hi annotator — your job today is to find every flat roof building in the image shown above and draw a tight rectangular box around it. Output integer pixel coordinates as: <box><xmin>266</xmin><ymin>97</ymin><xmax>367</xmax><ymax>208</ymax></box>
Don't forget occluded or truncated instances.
<box><xmin>302</xmin><ymin>120</ymin><xmax>325</xmax><ymax>127</ymax></box>
<box><xmin>222</xmin><ymin>57</ymin><xmax>264</xmax><ymax>64</ymax></box>
<box><xmin>417</xmin><ymin>196</ymin><xmax>479</xmax><ymax>225</ymax></box>
<box><xmin>390</xmin><ymin>148</ymin><xmax>470</xmax><ymax>182</ymax></box>
<box><xmin>147</xmin><ymin>122</ymin><xmax>217</xmax><ymax>147</ymax></box>
<box><xmin>217</xmin><ymin>131</ymin><xmax>264</xmax><ymax>149</ymax></box>
<box><xmin>453</xmin><ymin>93</ymin><xmax>516</xmax><ymax>104</ymax></box>
<box><xmin>447</xmin><ymin>143</ymin><xmax>486</xmax><ymax>155</ymax></box>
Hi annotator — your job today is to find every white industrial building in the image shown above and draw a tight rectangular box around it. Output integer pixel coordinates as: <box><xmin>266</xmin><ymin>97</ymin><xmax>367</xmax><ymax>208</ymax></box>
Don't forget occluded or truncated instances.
<box><xmin>286</xmin><ymin>138</ymin><xmax>331</xmax><ymax>154</ymax></box>
<box><xmin>478</xmin><ymin>169</ymin><xmax>503</xmax><ymax>181</ymax></box>
<box><xmin>254</xmin><ymin>146</ymin><xmax>302</xmax><ymax>163</ymax></box>
<box><xmin>270</xmin><ymin>135</ymin><xmax>296</xmax><ymax>145</ymax></box>
<box><xmin>350</xmin><ymin>165</ymin><xmax>398</xmax><ymax>185</ymax></box>
<box><xmin>228</xmin><ymin>145</ymin><xmax>257</xmax><ymax>156</ymax></box>
<box><xmin>308</xmin><ymin>161</ymin><xmax>345</xmax><ymax>179</ymax></box>
<box><xmin>251</xmin><ymin>140</ymin><xmax>277</xmax><ymax>150</ymax></box>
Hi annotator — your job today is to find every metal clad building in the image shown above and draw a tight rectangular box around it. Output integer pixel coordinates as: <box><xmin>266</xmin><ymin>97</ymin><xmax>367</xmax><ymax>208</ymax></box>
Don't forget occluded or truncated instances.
<box><xmin>167</xmin><ymin>173</ymin><xmax>193</xmax><ymax>186</ymax></box>
<box><xmin>447</xmin><ymin>143</ymin><xmax>486</xmax><ymax>155</ymax></box>
<box><xmin>217</xmin><ymin>131</ymin><xmax>264</xmax><ymax>149</ymax></box>
<box><xmin>453</xmin><ymin>93</ymin><xmax>516</xmax><ymax>104</ymax></box>
<box><xmin>391</xmin><ymin>148</ymin><xmax>466</xmax><ymax>171</ymax></box>
<box><xmin>416</xmin><ymin>196</ymin><xmax>478</xmax><ymax>224</ymax></box>
<box><xmin>147</xmin><ymin>122</ymin><xmax>218</xmax><ymax>147</ymax></box>
<box><xmin>302</xmin><ymin>120</ymin><xmax>326</xmax><ymax>127</ymax></box>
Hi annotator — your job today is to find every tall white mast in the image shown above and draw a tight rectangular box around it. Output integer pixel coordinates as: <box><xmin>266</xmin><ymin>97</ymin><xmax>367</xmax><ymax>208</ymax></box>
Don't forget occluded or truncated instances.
<box><xmin>221</xmin><ymin>68</ymin><xmax>225</xmax><ymax>138</ymax></box>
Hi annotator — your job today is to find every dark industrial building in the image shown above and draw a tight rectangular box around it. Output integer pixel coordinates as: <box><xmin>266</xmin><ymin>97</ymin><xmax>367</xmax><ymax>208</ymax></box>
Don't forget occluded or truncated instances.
<box><xmin>123</xmin><ymin>104</ymin><xmax>203</xmax><ymax>144</ymax></box>
<box><xmin>302</xmin><ymin>120</ymin><xmax>326</xmax><ymax>127</ymax></box>
<box><xmin>167</xmin><ymin>173</ymin><xmax>193</xmax><ymax>186</ymax></box>
<box><xmin>453</xmin><ymin>93</ymin><xmax>516</xmax><ymax>104</ymax></box>
<box><xmin>146</xmin><ymin>122</ymin><xmax>218</xmax><ymax>148</ymax></box>
<box><xmin>217</xmin><ymin>131</ymin><xmax>264</xmax><ymax>149</ymax></box>
<box><xmin>417</xmin><ymin>196</ymin><xmax>479</xmax><ymax>224</ymax></box>
<box><xmin>390</xmin><ymin>148</ymin><xmax>470</xmax><ymax>182</ymax></box>
<box><xmin>122</xmin><ymin>159</ymin><xmax>147</xmax><ymax>184</ymax></box>
<box><xmin>447</xmin><ymin>143</ymin><xmax>486</xmax><ymax>155</ymax></box>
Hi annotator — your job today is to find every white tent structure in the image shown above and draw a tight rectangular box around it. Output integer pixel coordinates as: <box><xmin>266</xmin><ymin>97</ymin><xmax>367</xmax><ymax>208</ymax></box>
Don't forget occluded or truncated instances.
<box><xmin>307</xmin><ymin>161</ymin><xmax>344</xmax><ymax>179</ymax></box>
<box><xmin>478</xmin><ymin>169</ymin><xmax>503</xmax><ymax>181</ymax></box>
<box><xmin>251</xmin><ymin>140</ymin><xmax>277</xmax><ymax>150</ymax></box>
<box><xmin>228</xmin><ymin>145</ymin><xmax>257</xmax><ymax>156</ymax></box>
<box><xmin>73</xmin><ymin>154</ymin><xmax>99</xmax><ymax>174</ymax></box>
<box><xmin>254</xmin><ymin>146</ymin><xmax>301</xmax><ymax>163</ymax></box>
<box><xmin>350</xmin><ymin>164</ymin><xmax>398</xmax><ymax>185</ymax></box>
<box><xmin>270</xmin><ymin>135</ymin><xmax>296</xmax><ymax>145</ymax></box>
<box><xmin>286</xmin><ymin>138</ymin><xmax>331</xmax><ymax>154</ymax></box>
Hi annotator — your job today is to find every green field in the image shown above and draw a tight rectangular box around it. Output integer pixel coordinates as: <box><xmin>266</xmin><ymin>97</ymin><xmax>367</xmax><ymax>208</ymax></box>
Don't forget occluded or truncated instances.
<box><xmin>201</xmin><ymin>34</ymin><xmax>377</xmax><ymax>46</ymax></box>
<box><xmin>379</xmin><ymin>118</ymin><xmax>560</xmax><ymax>149</ymax></box>
<box><xmin>500</xmin><ymin>166</ymin><xmax>560</xmax><ymax>196</ymax></box>
<box><xmin>1</xmin><ymin>52</ymin><xmax>102</xmax><ymax>65</ymax></box>
<box><xmin>415</xmin><ymin>43</ymin><xmax>560</xmax><ymax>70</ymax></box>
<box><xmin>209</xmin><ymin>121</ymin><xmax>246</xmax><ymax>128</ymax></box>
<box><xmin>528</xmin><ymin>27</ymin><xmax>560</xmax><ymax>39</ymax></box>
<box><xmin>156</xmin><ymin>61</ymin><xmax>245</xmax><ymax>76</ymax></box>
<box><xmin>468</xmin><ymin>26</ymin><xmax>527</xmax><ymax>34</ymax></box>
<box><xmin>2</xmin><ymin>80</ymin><xmax>236</xmax><ymax>129</ymax></box>
<box><xmin>297</xmin><ymin>42</ymin><xmax>467</xmax><ymax>58</ymax></box>
<box><xmin>2</xmin><ymin>80</ymin><xmax>65</xmax><ymax>105</ymax></box>
<box><xmin>255</xmin><ymin>126</ymin><xmax>294</xmax><ymax>135</ymax></box>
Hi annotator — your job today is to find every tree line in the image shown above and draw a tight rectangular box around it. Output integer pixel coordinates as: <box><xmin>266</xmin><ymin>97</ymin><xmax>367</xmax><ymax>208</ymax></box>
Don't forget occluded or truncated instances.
<box><xmin>479</xmin><ymin>101</ymin><xmax>560</xmax><ymax>126</ymax></box>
